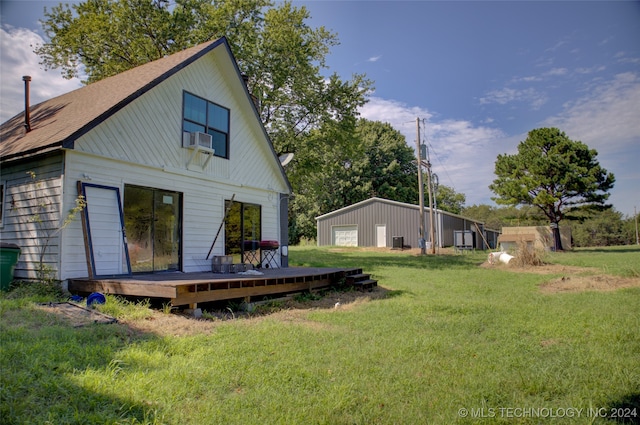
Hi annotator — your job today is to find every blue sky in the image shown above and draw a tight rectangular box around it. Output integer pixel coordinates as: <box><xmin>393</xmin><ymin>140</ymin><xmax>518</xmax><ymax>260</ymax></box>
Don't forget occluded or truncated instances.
<box><xmin>1</xmin><ymin>1</ymin><xmax>639</xmax><ymax>217</ymax></box>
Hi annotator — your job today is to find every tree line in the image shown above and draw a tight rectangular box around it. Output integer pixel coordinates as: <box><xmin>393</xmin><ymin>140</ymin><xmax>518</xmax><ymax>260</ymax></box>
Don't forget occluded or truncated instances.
<box><xmin>462</xmin><ymin>204</ymin><xmax>638</xmax><ymax>247</ymax></box>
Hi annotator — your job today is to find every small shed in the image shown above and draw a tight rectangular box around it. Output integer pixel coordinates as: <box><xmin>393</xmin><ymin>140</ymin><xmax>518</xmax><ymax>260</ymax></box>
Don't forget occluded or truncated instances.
<box><xmin>316</xmin><ymin>197</ymin><xmax>499</xmax><ymax>249</ymax></box>
<box><xmin>498</xmin><ymin>226</ymin><xmax>572</xmax><ymax>252</ymax></box>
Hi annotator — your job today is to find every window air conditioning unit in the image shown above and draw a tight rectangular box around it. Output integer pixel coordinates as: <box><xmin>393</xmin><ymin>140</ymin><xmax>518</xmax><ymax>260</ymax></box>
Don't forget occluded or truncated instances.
<box><xmin>183</xmin><ymin>131</ymin><xmax>213</xmax><ymax>150</ymax></box>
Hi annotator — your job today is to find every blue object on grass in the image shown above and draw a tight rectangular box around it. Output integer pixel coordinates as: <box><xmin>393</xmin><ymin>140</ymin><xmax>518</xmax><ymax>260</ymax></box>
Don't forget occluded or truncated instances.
<box><xmin>70</xmin><ymin>295</ymin><xmax>83</xmax><ymax>302</ymax></box>
<box><xmin>87</xmin><ymin>292</ymin><xmax>106</xmax><ymax>306</ymax></box>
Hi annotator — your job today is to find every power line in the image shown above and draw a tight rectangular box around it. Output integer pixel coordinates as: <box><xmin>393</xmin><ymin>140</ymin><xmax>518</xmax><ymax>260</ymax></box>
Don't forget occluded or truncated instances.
<box><xmin>419</xmin><ymin>120</ymin><xmax>457</xmax><ymax>193</ymax></box>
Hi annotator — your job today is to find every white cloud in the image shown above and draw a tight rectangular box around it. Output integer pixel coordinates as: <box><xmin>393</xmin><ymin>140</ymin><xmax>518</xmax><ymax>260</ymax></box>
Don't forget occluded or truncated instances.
<box><xmin>517</xmin><ymin>76</ymin><xmax>542</xmax><ymax>83</ymax></box>
<box><xmin>543</xmin><ymin>72</ymin><xmax>640</xmax><ymax>216</ymax></box>
<box><xmin>613</xmin><ymin>51</ymin><xmax>640</xmax><ymax>65</ymax></box>
<box><xmin>0</xmin><ymin>25</ymin><xmax>82</xmax><ymax>122</ymax></box>
<box><xmin>367</xmin><ymin>55</ymin><xmax>382</xmax><ymax>63</ymax></box>
<box><xmin>545</xmin><ymin>38</ymin><xmax>569</xmax><ymax>53</ymax></box>
<box><xmin>359</xmin><ymin>96</ymin><xmax>513</xmax><ymax>207</ymax></box>
<box><xmin>359</xmin><ymin>97</ymin><xmax>432</xmax><ymax>131</ymax></box>
<box><xmin>479</xmin><ymin>88</ymin><xmax>517</xmax><ymax>105</ymax></box>
<box><xmin>545</xmin><ymin>67</ymin><xmax>568</xmax><ymax>76</ymax></box>
<box><xmin>575</xmin><ymin>65</ymin><xmax>606</xmax><ymax>75</ymax></box>
<box><xmin>511</xmin><ymin>67</ymin><xmax>569</xmax><ymax>84</ymax></box>
<box><xmin>479</xmin><ymin>87</ymin><xmax>548</xmax><ymax>110</ymax></box>
<box><xmin>360</xmin><ymin>70</ymin><xmax>640</xmax><ymax>216</ymax></box>
<box><xmin>544</xmin><ymin>72</ymin><xmax>640</xmax><ymax>154</ymax></box>
<box><xmin>617</xmin><ymin>56</ymin><xmax>640</xmax><ymax>65</ymax></box>
<box><xmin>598</xmin><ymin>36</ymin><xmax>614</xmax><ymax>46</ymax></box>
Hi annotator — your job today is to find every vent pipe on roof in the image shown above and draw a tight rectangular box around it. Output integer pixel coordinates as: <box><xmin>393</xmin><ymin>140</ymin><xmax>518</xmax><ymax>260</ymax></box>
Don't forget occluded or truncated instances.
<box><xmin>22</xmin><ymin>75</ymin><xmax>32</xmax><ymax>133</ymax></box>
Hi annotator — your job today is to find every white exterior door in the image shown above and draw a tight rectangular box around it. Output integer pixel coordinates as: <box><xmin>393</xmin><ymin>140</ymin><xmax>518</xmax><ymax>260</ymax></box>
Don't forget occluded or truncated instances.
<box><xmin>376</xmin><ymin>224</ymin><xmax>387</xmax><ymax>247</ymax></box>
<box><xmin>82</xmin><ymin>184</ymin><xmax>131</xmax><ymax>277</ymax></box>
<box><xmin>333</xmin><ymin>225</ymin><xmax>358</xmax><ymax>247</ymax></box>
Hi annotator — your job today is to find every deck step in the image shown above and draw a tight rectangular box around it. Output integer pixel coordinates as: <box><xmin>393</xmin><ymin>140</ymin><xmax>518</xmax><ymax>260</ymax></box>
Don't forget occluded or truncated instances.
<box><xmin>351</xmin><ymin>279</ymin><xmax>378</xmax><ymax>291</ymax></box>
<box><xmin>346</xmin><ymin>273</ymin><xmax>370</xmax><ymax>283</ymax></box>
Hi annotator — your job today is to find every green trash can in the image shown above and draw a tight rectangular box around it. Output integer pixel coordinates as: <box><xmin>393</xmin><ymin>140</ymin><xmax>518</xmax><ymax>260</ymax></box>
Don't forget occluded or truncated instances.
<box><xmin>0</xmin><ymin>243</ymin><xmax>21</xmax><ymax>291</ymax></box>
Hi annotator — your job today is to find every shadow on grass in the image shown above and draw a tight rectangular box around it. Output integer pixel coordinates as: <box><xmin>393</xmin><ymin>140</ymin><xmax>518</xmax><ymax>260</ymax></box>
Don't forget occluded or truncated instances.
<box><xmin>384</xmin><ymin>289</ymin><xmax>410</xmax><ymax>298</ymax></box>
<box><xmin>608</xmin><ymin>393</ymin><xmax>640</xmax><ymax>424</ymax></box>
<box><xmin>0</xmin><ymin>299</ymin><xmax>165</xmax><ymax>424</ymax></box>
<box><xmin>291</xmin><ymin>250</ymin><xmax>486</xmax><ymax>271</ymax></box>
<box><xmin>197</xmin><ymin>284</ymin><xmax>409</xmax><ymax>320</ymax></box>
<box><xmin>573</xmin><ymin>247</ymin><xmax>640</xmax><ymax>254</ymax></box>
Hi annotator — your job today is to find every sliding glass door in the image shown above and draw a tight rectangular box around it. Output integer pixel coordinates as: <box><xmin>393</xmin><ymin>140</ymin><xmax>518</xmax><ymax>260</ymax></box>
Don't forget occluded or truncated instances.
<box><xmin>224</xmin><ymin>200</ymin><xmax>261</xmax><ymax>263</ymax></box>
<box><xmin>124</xmin><ymin>185</ymin><xmax>181</xmax><ymax>272</ymax></box>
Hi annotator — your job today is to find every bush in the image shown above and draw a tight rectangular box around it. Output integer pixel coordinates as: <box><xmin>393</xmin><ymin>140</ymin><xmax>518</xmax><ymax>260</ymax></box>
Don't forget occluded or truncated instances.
<box><xmin>3</xmin><ymin>279</ymin><xmax>64</xmax><ymax>301</ymax></box>
<box><xmin>510</xmin><ymin>241</ymin><xmax>545</xmax><ymax>267</ymax></box>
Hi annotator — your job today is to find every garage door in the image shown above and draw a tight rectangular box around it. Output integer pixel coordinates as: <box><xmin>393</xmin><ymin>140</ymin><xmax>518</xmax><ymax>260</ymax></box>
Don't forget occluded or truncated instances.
<box><xmin>332</xmin><ymin>225</ymin><xmax>358</xmax><ymax>247</ymax></box>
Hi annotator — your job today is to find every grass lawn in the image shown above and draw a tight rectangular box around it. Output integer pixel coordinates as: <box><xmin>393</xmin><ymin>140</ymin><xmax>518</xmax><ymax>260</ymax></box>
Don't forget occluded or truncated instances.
<box><xmin>1</xmin><ymin>246</ymin><xmax>639</xmax><ymax>424</ymax></box>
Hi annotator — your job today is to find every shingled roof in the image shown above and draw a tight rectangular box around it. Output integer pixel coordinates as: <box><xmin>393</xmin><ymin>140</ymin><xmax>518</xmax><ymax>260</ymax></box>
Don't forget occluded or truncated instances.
<box><xmin>1</xmin><ymin>38</ymin><xmax>227</xmax><ymax>162</ymax></box>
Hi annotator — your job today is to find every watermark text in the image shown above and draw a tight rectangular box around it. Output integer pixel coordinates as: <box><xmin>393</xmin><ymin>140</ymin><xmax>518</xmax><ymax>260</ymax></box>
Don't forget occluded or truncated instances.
<box><xmin>457</xmin><ymin>406</ymin><xmax>638</xmax><ymax>419</ymax></box>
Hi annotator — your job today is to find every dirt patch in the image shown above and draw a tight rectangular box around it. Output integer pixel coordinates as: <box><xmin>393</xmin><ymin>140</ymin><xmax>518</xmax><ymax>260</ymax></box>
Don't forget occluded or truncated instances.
<box><xmin>479</xmin><ymin>261</ymin><xmax>596</xmax><ymax>275</ymax></box>
<box><xmin>283</xmin><ymin>286</ymin><xmax>388</xmax><ymax>310</ymax></box>
<box><xmin>480</xmin><ymin>261</ymin><xmax>640</xmax><ymax>294</ymax></box>
<box><xmin>122</xmin><ymin>311</ymin><xmax>222</xmax><ymax>337</ymax></box>
<box><xmin>540</xmin><ymin>338</ymin><xmax>562</xmax><ymax>348</ymax></box>
<box><xmin>539</xmin><ymin>274</ymin><xmax>640</xmax><ymax>294</ymax></box>
<box><xmin>122</xmin><ymin>286</ymin><xmax>389</xmax><ymax>337</ymax></box>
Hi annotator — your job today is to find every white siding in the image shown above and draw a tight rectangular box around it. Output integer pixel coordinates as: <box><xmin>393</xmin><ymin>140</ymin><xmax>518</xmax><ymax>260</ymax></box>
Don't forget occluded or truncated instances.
<box><xmin>0</xmin><ymin>154</ymin><xmax>65</xmax><ymax>279</ymax></box>
<box><xmin>61</xmin><ymin>151</ymin><xmax>282</xmax><ymax>278</ymax></box>
<box><xmin>73</xmin><ymin>47</ymin><xmax>288</xmax><ymax>195</ymax></box>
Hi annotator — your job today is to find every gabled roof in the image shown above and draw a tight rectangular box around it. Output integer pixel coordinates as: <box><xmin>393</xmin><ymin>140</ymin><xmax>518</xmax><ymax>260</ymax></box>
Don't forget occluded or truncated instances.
<box><xmin>2</xmin><ymin>39</ymin><xmax>229</xmax><ymax>161</ymax></box>
<box><xmin>315</xmin><ymin>196</ymin><xmax>486</xmax><ymax>224</ymax></box>
<box><xmin>1</xmin><ymin>37</ymin><xmax>291</xmax><ymax>194</ymax></box>
<box><xmin>497</xmin><ymin>234</ymin><xmax>536</xmax><ymax>242</ymax></box>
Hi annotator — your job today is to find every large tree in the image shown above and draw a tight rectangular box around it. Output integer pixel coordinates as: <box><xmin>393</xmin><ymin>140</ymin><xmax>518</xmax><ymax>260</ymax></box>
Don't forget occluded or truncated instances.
<box><xmin>287</xmin><ymin>119</ymin><xmax>419</xmax><ymax>242</ymax></box>
<box><xmin>433</xmin><ymin>185</ymin><xmax>465</xmax><ymax>215</ymax></box>
<box><xmin>490</xmin><ymin>127</ymin><xmax>615</xmax><ymax>250</ymax></box>
<box><xmin>35</xmin><ymin>0</ymin><xmax>371</xmax><ymax>153</ymax></box>
<box><xmin>36</xmin><ymin>0</ymin><xmax>373</xmax><ymax>240</ymax></box>
<box><xmin>349</xmin><ymin>119</ymin><xmax>419</xmax><ymax>203</ymax></box>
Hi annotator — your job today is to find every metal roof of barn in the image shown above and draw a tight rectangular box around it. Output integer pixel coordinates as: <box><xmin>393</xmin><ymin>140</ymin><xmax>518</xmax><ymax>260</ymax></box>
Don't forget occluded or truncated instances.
<box><xmin>315</xmin><ymin>196</ymin><xmax>488</xmax><ymax>225</ymax></box>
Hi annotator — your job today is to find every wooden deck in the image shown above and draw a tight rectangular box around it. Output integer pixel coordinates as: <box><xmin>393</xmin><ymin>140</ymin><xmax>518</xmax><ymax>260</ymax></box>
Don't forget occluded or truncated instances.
<box><xmin>68</xmin><ymin>267</ymin><xmax>362</xmax><ymax>307</ymax></box>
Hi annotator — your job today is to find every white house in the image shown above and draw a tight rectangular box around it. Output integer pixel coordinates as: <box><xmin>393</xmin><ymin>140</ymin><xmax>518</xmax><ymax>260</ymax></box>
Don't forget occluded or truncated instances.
<box><xmin>0</xmin><ymin>37</ymin><xmax>292</xmax><ymax>282</ymax></box>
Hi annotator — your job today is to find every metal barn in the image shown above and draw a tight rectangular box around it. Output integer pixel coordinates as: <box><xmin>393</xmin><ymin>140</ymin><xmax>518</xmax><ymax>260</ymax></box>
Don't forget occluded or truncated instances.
<box><xmin>316</xmin><ymin>197</ymin><xmax>498</xmax><ymax>250</ymax></box>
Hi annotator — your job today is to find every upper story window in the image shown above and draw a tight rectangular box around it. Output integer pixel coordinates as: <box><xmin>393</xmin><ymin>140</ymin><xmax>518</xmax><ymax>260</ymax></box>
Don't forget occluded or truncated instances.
<box><xmin>182</xmin><ymin>91</ymin><xmax>230</xmax><ymax>159</ymax></box>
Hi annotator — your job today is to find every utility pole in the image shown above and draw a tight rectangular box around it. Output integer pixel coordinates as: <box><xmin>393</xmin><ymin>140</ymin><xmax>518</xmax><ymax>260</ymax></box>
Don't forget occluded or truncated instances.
<box><xmin>416</xmin><ymin>118</ymin><xmax>426</xmax><ymax>255</ymax></box>
<box><xmin>633</xmin><ymin>205</ymin><xmax>640</xmax><ymax>245</ymax></box>
<box><xmin>432</xmin><ymin>173</ymin><xmax>440</xmax><ymax>252</ymax></box>
<box><xmin>424</xmin><ymin>144</ymin><xmax>436</xmax><ymax>254</ymax></box>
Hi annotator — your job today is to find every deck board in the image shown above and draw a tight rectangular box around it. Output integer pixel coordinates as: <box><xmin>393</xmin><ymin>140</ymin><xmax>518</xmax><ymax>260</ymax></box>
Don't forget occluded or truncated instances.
<box><xmin>68</xmin><ymin>267</ymin><xmax>360</xmax><ymax>306</ymax></box>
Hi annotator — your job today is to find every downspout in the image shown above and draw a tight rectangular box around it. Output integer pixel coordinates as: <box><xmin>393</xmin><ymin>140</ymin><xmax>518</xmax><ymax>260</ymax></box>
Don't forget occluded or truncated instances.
<box><xmin>23</xmin><ymin>75</ymin><xmax>32</xmax><ymax>132</ymax></box>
